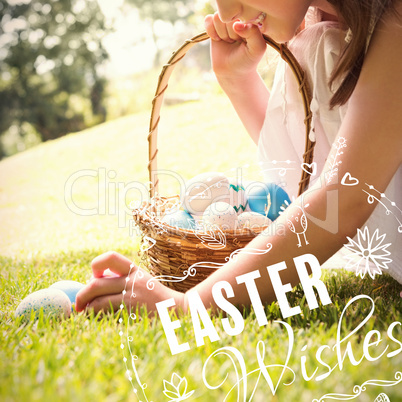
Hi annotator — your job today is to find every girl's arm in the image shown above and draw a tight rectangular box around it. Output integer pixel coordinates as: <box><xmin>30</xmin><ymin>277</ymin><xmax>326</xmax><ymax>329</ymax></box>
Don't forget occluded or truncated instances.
<box><xmin>75</xmin><ymin>5</ymin><xmax>402</xmax><ymax>315</ymax></box>
<box><xmin>205</xmin><ymin>13</ymin><xmax>270</xmax><ymax>144</ymax></box>
<box><xmin>192</xmin><ymin>5</ymin><xmax>402</xmax><ymax>309</ymax></box>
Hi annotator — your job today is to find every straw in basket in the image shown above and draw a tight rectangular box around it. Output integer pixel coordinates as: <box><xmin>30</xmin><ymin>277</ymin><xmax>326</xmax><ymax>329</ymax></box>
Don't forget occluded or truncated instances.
<box><xmin>132</xmin><ymin>32</ymin><xmax>314</xmax><ymax>293</ymax></box>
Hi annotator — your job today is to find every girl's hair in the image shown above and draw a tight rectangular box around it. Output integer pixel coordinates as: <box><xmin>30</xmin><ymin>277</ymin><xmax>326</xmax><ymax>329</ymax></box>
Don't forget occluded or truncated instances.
<box><xmin>327</xmin><ymin>0</ymin><xmax>396</xmax><ymax>107</ymax></box>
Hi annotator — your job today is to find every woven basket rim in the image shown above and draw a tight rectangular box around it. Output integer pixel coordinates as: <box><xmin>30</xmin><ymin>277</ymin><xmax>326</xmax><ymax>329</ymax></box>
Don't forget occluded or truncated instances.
<box><xmin>133</xmin><ymin>195</ymin><xmax>270</xmax><ymax>238</ymax></box>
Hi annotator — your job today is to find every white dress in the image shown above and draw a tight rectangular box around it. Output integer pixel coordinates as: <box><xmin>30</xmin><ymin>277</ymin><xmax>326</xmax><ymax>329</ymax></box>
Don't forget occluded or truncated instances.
<box><xmin>257</xmin><ymin>13</ymin><xmax>402</xmax><ymax>283</ymax></box>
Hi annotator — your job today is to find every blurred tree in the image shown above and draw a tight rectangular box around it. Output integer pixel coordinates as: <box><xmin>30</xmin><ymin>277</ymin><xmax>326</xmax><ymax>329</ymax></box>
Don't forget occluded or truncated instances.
<box><xmin>0</xmin><ymin>0</ymin><xmax>109</xmax><ymax>159</ymax></box>
<box><xmin>125</xmin><ymin>0</ymin><xmax>196</xmax><ymax>67</ymax></box>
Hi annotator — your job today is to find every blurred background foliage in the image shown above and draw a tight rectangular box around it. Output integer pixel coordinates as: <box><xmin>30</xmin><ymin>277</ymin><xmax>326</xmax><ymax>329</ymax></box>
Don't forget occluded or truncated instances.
<box><xmin>0</xmin><ymin>0</ymin><xmax>219</xmax><ymax>159</ymax></box>
<box><xmin>0</xmin><ymin>0</ymin><xmax>275</xmax><ymax>160</ymax></box>
<box><xmin>0</xmin><ymin>0</ymin><xmax>110</xmax><ymax>158</ymax></box>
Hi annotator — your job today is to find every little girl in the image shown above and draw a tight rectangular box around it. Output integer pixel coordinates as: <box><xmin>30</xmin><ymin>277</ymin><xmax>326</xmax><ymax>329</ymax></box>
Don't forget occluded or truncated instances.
<box><xmin>76</xmin><ymin>0</ymin><xmax>402</xmax><ymax>314</ymax></box>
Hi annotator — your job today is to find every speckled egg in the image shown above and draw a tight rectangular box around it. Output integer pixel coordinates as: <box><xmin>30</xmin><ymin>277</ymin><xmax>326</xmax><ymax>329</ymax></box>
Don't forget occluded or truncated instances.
<box><xmin>238</xmin><ymin>211</ymin><xmax>271</xmax><ymax>230</ymax></box>
<box><xmin>246</xmin><ymin>182</ymin><xmax>291</xmax><ymax>221</ymax></box>
<box><xmin>49</xmin><ymin>280</ymin><xmax>85</xmax><ymax>305</ymax></box>
<box><xmin>161</xmin><ymin>209</ymin><xmax>196</xmax><ymax>229</ymax></box>
<box><xmin>228</xmin><ymin>178</ymin><xmax>248</xmax><ymax>215</ymax></box>
<box><xmin>182</xmin><ymin>172</ymin><xmax>230</xmax><ymax>216</ymax></box>
<box><xmin>202</xmin><ymin>202</ymin><xmax>238</xmax><ymax>230</ymax></box>
<box><xmin>15</xmin><ymin>288</ymin><xmax>71</xmax><ymax>321</ymax></box>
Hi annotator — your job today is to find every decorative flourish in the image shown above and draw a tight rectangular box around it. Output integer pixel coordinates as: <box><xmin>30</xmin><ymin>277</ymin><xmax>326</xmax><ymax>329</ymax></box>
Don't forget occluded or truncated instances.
<box><xmin>363</xmin><ymin>183</ymin><xmax>402</xmax><ymax>233</ymax></box>
<box><xmin>129</xmin><ymin>266</ymin><xmax>145</xmax><ymax>299</ymax></box>
<box><xmin>163</xmin><ymin>373</ymin><xmax>194</xmax><ymax>401</ymax></box>
<box><xmin>225</xmin><ymin>244</ymin><xmax>273</xmax><ymax>261</ymax></box>
<box><xmin>119</xmin><ymin>260</ymin><xmax>150</xmax><ymax>401</ymax></box>
<box><xmin>146</xmin><ymin>244</ymin><xmax>273</xmax><ymax>289</ymax></box>
<box><xmin>140</xmin><ymin>236</ymin><xmax>156</xmax><ymax>252</ymax></box>
<box><xmin>326</xmin><ymin>137</ymin><xmax>347</xmax><ymax>183</ymax></box>
<box><xmin>194</xmin><ymin>224</ymin><xmax>227</xmax><ymax>250</ymax></box>
<box><xmin>203</xmin><ymin>346</ymin><xmax>248</xmax><ymax>401</ymax></box>
<box><xmin>343</xmin><ymin>226</ymin><xmax>392</xmax><ymax>279</ymax></box>
<box><xmin>191</xmin><ymin>243</ymin><xmax>273</xmax><ymax>270</ymax></box>
<box><xmin>202</xmin><ymin>323</ymin><xmax>296</xmax><ymax>400</ymax></box>
<box><xmin>313</xmin><ymin>371</ymin><xmax>401</xmax><ymax>401</ymax></box>
<box><xmin>186</xmin><ymin>177</ymin><xmax>228</xmax><ymax>201</ymax></box>
<box><xmin>260</xmin><ymin>159</ymin><xmax>297</xmax><ymax>177</ymax></box>
<box><xmin>146</xmin><ymin>266</ymin><xmax>197</xmax><ymax>290</ymax></box>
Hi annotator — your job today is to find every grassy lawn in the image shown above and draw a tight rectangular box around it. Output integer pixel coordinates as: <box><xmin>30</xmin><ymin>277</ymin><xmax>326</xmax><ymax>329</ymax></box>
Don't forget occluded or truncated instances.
<box><xmin>0</xmin><ymin>95</ymin><xmax>401</xmax><ymax>401</ymax></box>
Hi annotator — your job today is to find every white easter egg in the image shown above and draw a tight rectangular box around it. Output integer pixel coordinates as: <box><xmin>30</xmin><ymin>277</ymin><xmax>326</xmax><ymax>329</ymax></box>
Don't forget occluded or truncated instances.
<box><xmin>49</xmin><ymin>280</ymin><xmax>85</xmax><ymax>305</ymax></box>
<box><xmin>15</xmin><ymin>288</ymin><xmax>71</xmax><ymax>321</ymax></box>
<box><xmin>203</xmin><ymin>202</ymin><xmax>238</xmax><ymax>230</ymax></box>
<box><xmin>182</xmin><ymin>172</ymin><xmax>230</xmax><ymax>216</ymax></box>
<box><xmin>238</xmin><ymin>211</ymin><xmax>271</xmax><ymax>230</ymax></box>
<box><xmin>228</xmin><ymin>178</ymin><xmax>248</xmax><ymax>215</ymax></box>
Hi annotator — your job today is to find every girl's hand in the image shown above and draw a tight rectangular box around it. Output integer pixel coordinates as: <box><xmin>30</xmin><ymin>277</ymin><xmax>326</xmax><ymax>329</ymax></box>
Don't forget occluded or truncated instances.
<box><xmin>75</xmin><ymin>251</ymin><xmax>185</xmax><ymax>315</ymax></box>
<box><xmin>205</xmin><ymin>12</ymin><xmax>267</xmax><ymax>82</ymax></box>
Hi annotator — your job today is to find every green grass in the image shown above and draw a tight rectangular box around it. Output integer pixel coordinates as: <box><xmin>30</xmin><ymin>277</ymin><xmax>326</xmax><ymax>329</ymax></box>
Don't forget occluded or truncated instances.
<box><xmin>0</xmin><ymin>95</ymin><xmax>401</xmax><ymax>401</ymax></box>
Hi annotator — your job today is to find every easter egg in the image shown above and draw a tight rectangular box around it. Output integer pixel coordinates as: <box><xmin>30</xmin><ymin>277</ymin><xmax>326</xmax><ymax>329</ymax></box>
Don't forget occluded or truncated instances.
<box><xmin>202</xmin><ymin>202</ymin><xmax>238</xmax><ymax>230</ymax></box>
<box><xmin>182</xmin><ymin>172</ymin><xmax>230</xmax><ymax>216</ymax></box>
<box><xmin>246</xmin><ymin>182</ymin><xmax>290</xmax><ymax>221</ymax></box>
<box><xmin>15</xmin><ymin>288</ymin><xmax>71</xmax><ymax>321</ymax></box>
<box><xmin>162</xmin><ymin>209</ymin><xmax>196</xmax><ymax>229</ymax></box>
<box><xmin>238</xmin><ymin>211</ymin><xmax>271</xmax><ymax>230</ymax></box>
<box><xmin>49</xmin><ymin>280</ymin><xmax>85</xmax><ymax>305</ymax></box>
<box><xmin>228</xmin><ymin>178</ymin><xmax>248</xmax><ymax>215</ymax></box>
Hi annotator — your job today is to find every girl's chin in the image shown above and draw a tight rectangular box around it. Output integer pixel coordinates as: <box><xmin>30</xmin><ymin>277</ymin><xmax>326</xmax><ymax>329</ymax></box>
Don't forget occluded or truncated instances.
<box><xmin>262</xmin><ymin>28</ymin><xmax>295</xmax><ymax>43</ymax></box>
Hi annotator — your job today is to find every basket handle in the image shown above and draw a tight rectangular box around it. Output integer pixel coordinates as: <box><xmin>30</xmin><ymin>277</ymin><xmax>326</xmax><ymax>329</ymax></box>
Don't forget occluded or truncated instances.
<box><xmin>148</xmin><ymin>31</ymin><xmax>314</xmax><ymax>198</ymax></box>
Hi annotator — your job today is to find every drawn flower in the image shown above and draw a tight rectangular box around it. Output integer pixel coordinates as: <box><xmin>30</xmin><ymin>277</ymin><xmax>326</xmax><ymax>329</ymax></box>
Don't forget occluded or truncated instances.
<box><xmin>336</xmin><ymin>136</ymin><xmax>347</xmax><ymax>146</ymax></box>
<box><xmin>344</xmin><ymin>227</ymin><xmax>392</xmax><ymax>279</ymax></box>
<box><xmin>163</xmin><ymin>373</ymin><xmax>195</xmax><ymax>401</ymax></box>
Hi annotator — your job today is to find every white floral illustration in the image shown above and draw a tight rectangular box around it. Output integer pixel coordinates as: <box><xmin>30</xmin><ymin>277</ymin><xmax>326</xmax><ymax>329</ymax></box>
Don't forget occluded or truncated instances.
<box><xmin>344</xmin><ymin>227</ymin><xmax>392</xmax><ymax>279</ymax></box>
<box><xmin>326</xmin><ymin>136</ymin><xmax>347</xmax><ymax>183</ymax></box>
<box><xmin>163</xmin><ymin>373</ymin><xmax>195</xmax><ymax>401</ymax></box>
<box><xmin>194</xmin><ymin>224</ymin><xmax>226</xmax><ymax>250</ymax></box>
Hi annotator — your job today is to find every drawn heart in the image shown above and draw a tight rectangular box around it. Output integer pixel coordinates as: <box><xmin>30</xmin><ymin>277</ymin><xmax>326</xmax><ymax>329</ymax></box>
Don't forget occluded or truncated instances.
<box><xmin>341</xmin><ymin>172</ymin><xmax>359</xmax><ymax>186</ymax></box>
<box><xmin>301</xmin><ymin>162</ymin><xmax>317</xmax><ymax>176</ymax></box>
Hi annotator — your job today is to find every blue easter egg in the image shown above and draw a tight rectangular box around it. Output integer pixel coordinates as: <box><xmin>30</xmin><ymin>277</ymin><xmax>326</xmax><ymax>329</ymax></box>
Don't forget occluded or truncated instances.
<box><xmin>15</xmin><ymin>288</ymin><xmax>71</xmax><ymax>321</ymax></box>
<box><xmin>49</xmin><ymin>280</ymin><xmax>85</xmax><ymax>304</ymax></box>
<box><xmin>247</xmin><ymin>183</ymin><xmax>291</xmax><ymax>221</ymax></box>
<box><xmin>162</xmin><ymin>210</ymin><xmax>196</xmax><ymax>229</ymax></box>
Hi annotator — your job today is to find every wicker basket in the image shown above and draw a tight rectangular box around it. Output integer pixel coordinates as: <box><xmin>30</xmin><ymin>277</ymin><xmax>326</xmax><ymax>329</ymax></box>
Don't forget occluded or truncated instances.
<box><xmin>132</xmin><ymin>31</ymin><xmax>314</xmax><ymax>293</ymax></box>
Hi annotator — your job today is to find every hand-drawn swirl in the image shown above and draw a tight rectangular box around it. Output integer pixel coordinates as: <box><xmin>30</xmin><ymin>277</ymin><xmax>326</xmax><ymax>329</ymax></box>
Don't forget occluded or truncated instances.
<box><xmin>146</xmin><ymin>267</ymin><xmax>198</xmax><ymax>290</ymax></box>
<box><xmin>225</xmin><ymin>244</ymin><xmax>273</xmax><ymax>262</ymax></box>
<box><xmin>312</xmin><ymin>371</ymin><xmax>402</xmax><ymax>401</ymax></box>
<box><xmin>140</xmin><ymin>236</ymin><xmax>156</xmax><ymax>252</ymax></box>
<box><xmin>202</xmin><ymin>346</ymin><xmax>248</xmax><ymax>402</ymax></box>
